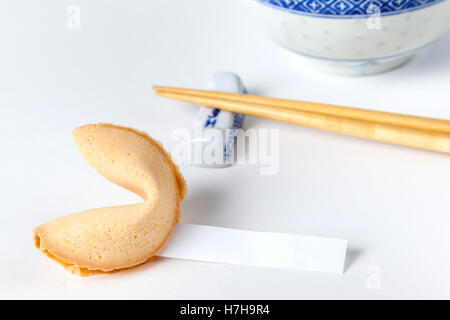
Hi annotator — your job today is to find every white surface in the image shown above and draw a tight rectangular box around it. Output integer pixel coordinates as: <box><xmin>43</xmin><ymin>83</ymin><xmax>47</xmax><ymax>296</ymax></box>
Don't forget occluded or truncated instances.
<box><xmin>159</xmin><ymin>224</ymin><xmax>348</xmax><ymax>274</ymax></box>
<box><xmin>0</xmin><ymin>0</ymin><xmax>450</xmax><ymax>299</ymax></box>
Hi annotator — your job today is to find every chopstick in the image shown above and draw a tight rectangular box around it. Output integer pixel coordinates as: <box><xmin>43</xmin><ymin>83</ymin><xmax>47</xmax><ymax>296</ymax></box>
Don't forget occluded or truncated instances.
<box><xmin>154</xmin><ymin>87</ymin><xmax>450</xmax><ymax>134</ymax></box>
<box><xmin>153</xmin><ymin>86</ymin><xmax>450</xmax><ymax>153</ymax></box>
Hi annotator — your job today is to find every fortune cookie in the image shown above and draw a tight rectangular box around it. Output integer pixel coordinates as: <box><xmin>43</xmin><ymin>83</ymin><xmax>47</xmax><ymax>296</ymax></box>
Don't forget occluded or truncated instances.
<box><xmin>34</xmin><ymin>124</ymin><xmax>187</xmax><ymax>275</ymax></box>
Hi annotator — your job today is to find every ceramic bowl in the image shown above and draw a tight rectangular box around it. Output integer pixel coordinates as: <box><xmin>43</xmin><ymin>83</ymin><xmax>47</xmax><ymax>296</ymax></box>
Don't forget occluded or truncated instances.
<box><xmin>250</xmin><ymin>0</ymin><xmax>450</xmax><ymax>75</ymax></box>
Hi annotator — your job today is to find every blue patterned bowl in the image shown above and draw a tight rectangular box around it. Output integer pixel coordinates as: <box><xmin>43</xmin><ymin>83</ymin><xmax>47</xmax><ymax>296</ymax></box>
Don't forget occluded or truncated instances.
<box><xmin>251</xmin><ymin>0</ymin><xmax>450</xmax><ymax>75</ymax></box>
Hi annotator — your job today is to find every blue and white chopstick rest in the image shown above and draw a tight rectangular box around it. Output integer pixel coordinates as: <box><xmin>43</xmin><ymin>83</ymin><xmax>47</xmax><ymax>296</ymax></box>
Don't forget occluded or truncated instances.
<box><xmin>191</xmin><ymin>72</ymin><xmax>246</xmax><ymax>168</ymax></box>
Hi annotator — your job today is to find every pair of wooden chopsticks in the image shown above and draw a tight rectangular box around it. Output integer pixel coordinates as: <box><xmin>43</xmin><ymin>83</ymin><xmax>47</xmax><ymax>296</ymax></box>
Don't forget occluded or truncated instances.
<box><xmin>153</xmin><ymin>86</ymin><xmax>450</xmax><ymax>154</ymax></box>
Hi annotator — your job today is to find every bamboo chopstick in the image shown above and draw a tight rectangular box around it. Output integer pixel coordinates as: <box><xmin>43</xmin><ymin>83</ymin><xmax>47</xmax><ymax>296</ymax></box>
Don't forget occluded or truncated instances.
<box><xmin>154</xmin><ymin>86</ymin><xmax>450</xmax><ymax>135</ymax></box>
<box><xmin>153</xmin><ymin>86</ymin><xmax>450</xmax><ymax>154</ymax></box>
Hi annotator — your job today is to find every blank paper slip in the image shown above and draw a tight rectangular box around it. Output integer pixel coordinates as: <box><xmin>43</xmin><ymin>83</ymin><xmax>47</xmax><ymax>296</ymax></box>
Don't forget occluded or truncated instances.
<box><xmin>158</xmin><ymin>224</ymin><xmax>348</xmax><ymax>274</ymax></box>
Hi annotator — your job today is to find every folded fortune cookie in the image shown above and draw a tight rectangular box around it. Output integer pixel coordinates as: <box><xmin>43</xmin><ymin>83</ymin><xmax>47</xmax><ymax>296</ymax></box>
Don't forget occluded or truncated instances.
<box><xmin>34</xmin><ymin>123</ymin><xmax>187</xmax><ymax>275</ymax></box>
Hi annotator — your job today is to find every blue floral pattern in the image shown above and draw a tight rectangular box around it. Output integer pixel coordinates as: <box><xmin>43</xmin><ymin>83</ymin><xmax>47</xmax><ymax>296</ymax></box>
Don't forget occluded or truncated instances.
<box><xmin>258</xmin><ymin>0</ymin><xmax>443</xmax><ymax>16</ymax></box>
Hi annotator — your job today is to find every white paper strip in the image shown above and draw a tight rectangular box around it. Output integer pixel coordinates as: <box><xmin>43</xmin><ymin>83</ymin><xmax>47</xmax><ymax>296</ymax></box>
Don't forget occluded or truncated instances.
<box><xmin>158</xmin><ymin>224</ymin><xmax>348</xmax><ymax>274</ymax></box>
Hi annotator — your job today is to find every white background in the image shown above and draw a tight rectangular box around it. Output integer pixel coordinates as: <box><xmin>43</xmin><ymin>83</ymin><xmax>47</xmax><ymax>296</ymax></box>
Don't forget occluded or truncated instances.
<box><xmin>1</xmin><ymin>0</ymin><xmax>450</xmax><ymax>299</ymax></box>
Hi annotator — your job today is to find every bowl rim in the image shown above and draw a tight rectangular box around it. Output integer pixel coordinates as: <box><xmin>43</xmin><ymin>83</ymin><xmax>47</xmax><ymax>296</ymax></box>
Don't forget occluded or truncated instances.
<box><xmin>255</xmin><ymin>0</ymin><xmax>447</xmax><ymax>19</ymax></box>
